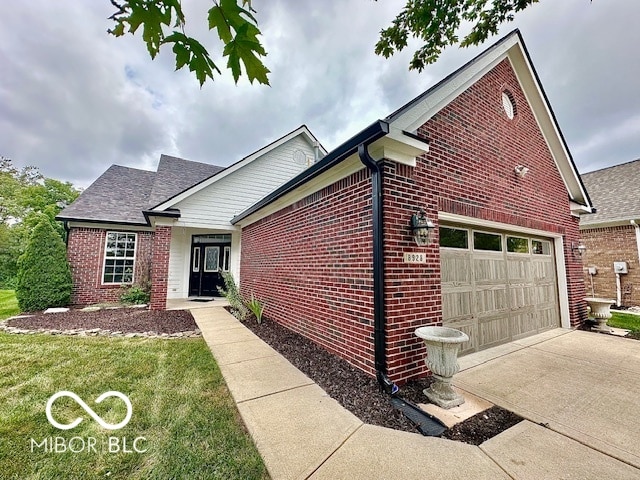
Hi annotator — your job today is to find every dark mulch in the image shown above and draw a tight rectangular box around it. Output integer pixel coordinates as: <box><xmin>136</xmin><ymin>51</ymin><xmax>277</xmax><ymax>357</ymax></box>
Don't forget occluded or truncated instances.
<box><xmin>6</xmin><ymin>308</ymin><xmax>197</xmax><ymax>334</ymax></box>
<box><xmin>240</xmin><ymin>313</ymin><xmax>523</xmax><ymax>443</ymax></box>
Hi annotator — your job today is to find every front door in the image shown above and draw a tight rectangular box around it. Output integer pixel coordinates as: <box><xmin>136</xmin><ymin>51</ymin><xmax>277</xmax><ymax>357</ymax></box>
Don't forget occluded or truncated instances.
<box><xmin>189</xmin><ymin>237</ymin><xmax>231</xmax><ymax>297</ymax></box>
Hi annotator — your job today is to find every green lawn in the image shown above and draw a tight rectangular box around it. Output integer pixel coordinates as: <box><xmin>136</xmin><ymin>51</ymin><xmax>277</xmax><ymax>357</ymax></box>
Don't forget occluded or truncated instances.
<box><xmin>0</xmin><ymin>289</ymin><xmax>20</xmax><ymax>320</ymax></box>
<box><xmin>0</xmin><ymin>333</ymin><xmax>267</xmax><ymax>479</ymax></box>
<box><xmin>608</xmin><ymin>311</ymin><xmax>640</xmax><ymax>332</ymax></box>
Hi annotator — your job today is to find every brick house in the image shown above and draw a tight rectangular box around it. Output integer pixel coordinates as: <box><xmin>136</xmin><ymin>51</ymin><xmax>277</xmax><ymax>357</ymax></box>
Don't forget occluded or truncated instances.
<box><xmin>580</xmin><ymin>159</ymin><xmax>640</xmax><ymax>306</ymax></box>
<box><xmin>231</xmin><ymin>30</ymin><xmax>593</xmax><ymax>385</ymax></box>
<box><xmin>57</xmin><ymin>126</ymin><xmax>325</xmax><ymax>310</ymax></box>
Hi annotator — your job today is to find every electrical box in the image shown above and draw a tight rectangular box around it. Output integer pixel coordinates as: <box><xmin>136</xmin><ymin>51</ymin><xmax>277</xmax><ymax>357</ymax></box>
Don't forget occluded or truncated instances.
<box><xmin>587</xmin><ymin>266</ymin><xmax>597</xmax><ymax>275</ymax></box>
<box><xmin>614</xmin><ymin>261</ymin><xmax>628</xmax><ymax>274</ymax></box>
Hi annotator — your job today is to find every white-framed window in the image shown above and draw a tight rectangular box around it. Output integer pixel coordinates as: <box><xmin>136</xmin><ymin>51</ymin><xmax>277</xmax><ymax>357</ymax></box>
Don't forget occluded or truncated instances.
<box><xmin>103</xmin><ymin>232</ymin><xmax>137</xmax><ymax>284</ymax></box>
<box><xmin>192</xmin><ymin>247</ymin><xmax>201</xmax><ymax>272</ymax></box>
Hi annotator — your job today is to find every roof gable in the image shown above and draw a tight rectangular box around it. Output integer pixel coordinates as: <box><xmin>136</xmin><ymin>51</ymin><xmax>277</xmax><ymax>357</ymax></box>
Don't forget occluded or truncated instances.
<box><xmin>580</xmin><ymin>159</ymin><xmax>640</xmax><ymax>227</ymax></box>
<box><xmin>147</xmin><ymin>155</ymin><xmax>224</xmax><ymax>208</ymax></box>
<box><xmin>386</xmin><ymin>29</ymin><xmax>592</xmax><ymax>213</ymax></box>
<box><xmin>233</xmin><ymin>30</ymin><xmax>593</xmax><ymax>226</ymax></box>
<box><xmin>151</xmin><ymin>125</ymin><xmax>325</xmax><ymax>211</ymax></box>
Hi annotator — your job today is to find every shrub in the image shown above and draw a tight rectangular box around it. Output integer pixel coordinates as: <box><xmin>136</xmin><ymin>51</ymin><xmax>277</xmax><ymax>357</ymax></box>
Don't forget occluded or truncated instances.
<box><xmin>119</xmin><ymin>284</ymin><xmax>150</xmax><ymax>305</ymax></box>
<box><xmin>16</xmin><ymin>218</ymin><xmax>72</xmax><ymax>311</ymax></box>
<box><xmin>217</xmin><ymin>272</ymin><xmax>249</xmax><ymax>320</ymax></box>
<box><xmin>245</xmin><ymin>293</ymin><xmax>265</xmax><ymax>324</ymax></box>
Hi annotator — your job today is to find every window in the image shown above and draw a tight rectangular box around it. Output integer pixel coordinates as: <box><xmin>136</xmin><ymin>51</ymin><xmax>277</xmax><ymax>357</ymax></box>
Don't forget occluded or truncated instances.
<box><xmin>532</xmin><ymin>240</ymin><xmax>551</xmax><ymax>255</ymax></box>
<box><xmin>473</xmin><ymin>231</ymin><xmax>502</xmax><ymax>251</ymax></box>
<box><xmin>507</xmin><ymin>236</ymin><xmax>529</xmax><ymax>253</ymax></box>
<box><xmin>204</xmin><ymin>246</ymin><xmax>220</xmax><ymax>272</ymax></box>
<box><xmin>103</xmin><ymin>232</ymin><xmax>136</xmax><ymax>284</ymax></box>
<box><xmin>222</xmin><ymin>246</ymin><xmax>231</xmax><ymax>272</ymax></box>
<box><xmin>439</xmin><ymin>227</ymin><xmax>469</xmax><ymax>249</ymax></box>
<box><xmin>192</xmin><ymin>247</ymin><xmax>201</xmax><ymax>272</ymax></box>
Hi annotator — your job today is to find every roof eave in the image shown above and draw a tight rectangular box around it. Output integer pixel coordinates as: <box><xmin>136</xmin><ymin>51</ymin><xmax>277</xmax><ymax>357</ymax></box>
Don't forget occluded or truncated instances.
<box><xmin>231</xmin><ymin>120</ymin><xmax>390</xmax><ymax>225</ymax></box>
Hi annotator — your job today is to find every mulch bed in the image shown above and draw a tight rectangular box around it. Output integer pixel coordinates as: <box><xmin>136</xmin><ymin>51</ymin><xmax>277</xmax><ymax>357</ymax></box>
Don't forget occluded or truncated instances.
<box><xmin>5</xmin><ymin>308</ymin><xmax>197</xmax><ymax>334</ymax></box>
<box><xmin>5</xmin><ymin>305</ymin><xmax>523</xmax><ymax>443</ymax></box>
<box><xmin>239</xmin><ymin>313</ymin><xmax>523</xmax><ymax>444</ymax></box>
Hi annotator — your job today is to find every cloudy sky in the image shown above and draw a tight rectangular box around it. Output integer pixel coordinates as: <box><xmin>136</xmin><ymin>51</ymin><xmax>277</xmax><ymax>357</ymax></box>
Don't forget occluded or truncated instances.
<box><xmin>1</xmin><ymin>0</ymin><xmax>639</xmax><ymax>188</ymax></box>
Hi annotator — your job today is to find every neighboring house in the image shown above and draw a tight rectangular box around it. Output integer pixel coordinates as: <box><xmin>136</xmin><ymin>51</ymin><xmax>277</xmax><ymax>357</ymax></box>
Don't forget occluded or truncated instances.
<box><xmin>580</xmin><ymin>159</ymin><xmax>640</xmax><ymax>306</ymax></box>
<box><xmin>231</xmin><ymin>30</ymin><xmax>593</xmax><ymax>385</ymax></box>
<box><xmin>57</xmin><ymin>126</ymin><xmax>325</xmax><ymax>310</ymax></box>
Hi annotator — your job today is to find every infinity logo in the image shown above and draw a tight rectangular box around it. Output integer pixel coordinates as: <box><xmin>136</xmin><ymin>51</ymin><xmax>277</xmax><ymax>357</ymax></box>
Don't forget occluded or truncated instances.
<box><xmin>46</xmin><ymin>391</ymin><xmax>133</xmax><ymax>430</ymax></box>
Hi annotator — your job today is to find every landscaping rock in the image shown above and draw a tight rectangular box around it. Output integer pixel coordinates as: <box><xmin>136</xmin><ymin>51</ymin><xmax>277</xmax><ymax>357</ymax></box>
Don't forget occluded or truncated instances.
<box><xmin>81</xmin><ymin>306</ymin><xmax>102</xmax><ymax>312</ymax></box>
<box><xmin>44</xmin><ymin>308</ymin><xmax>69</xmax><ymax>314</ymax></box>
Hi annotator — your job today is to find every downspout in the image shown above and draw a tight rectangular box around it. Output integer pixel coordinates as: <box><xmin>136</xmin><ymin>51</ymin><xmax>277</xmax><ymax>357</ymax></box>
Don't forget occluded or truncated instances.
<box><xmin>631</xmin><ymin>220</ymin><xmax>640</xmax><ymax>266</ymax></box>
<box><xmin>358</xmin><ymin>143</ymin><xmax>398</xmax><ymax>395</ymax></box>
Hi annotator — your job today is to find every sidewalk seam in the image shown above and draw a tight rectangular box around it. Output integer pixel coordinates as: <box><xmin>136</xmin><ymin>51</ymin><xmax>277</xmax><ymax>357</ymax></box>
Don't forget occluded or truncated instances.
<box><xmin>235</xmin><ymin>381</ymin><xmax>316</xmax><ymax>405</ymax></box>
<box><xmin>302</xmin><ymin>423</ymin><xmax>365</xmax><ymax>480</ymax></box>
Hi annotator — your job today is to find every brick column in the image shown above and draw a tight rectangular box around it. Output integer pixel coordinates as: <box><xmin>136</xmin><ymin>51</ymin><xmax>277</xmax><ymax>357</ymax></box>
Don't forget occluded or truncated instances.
<box><xmin>150</xmin><ymin>226</ymin><xmax>172</xmax><ymax>310</ymax></box>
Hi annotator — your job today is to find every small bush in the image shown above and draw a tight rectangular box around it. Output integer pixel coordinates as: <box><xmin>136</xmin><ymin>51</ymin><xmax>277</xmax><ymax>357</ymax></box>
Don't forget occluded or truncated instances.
<box><xmin>120</xmin><ymin>284</ymin><xmax>150</xmax><ymax>305</ymax></box>
<box><xmin>16</xmin><ymin>218</ymin><xmax>72</xmax><ymax>311</ymax></box>
<box><xmin>245</xmin><ymin>293</ymin><xmax>265</xmax><ymax>324</ymax></box>
<box><xmin>217</xmin><ymin>272</ymin><xmax>249</xmax><ymax>320</ymax></box>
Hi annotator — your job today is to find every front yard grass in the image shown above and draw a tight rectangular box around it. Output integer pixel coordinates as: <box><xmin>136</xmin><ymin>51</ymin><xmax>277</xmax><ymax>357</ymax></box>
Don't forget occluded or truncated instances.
<box><xmin>608</xmin><ymin>311</ymin><xmax>640</xmax><ymax>332</ymax></box>
<box><xmin>0</xmin><ymin>332</ymin><xmax>267</xmax><ymax>479</ymax></box>
<box><xmin>0</xmin><ymin>289</ymin><xmax>19</xmax><ymax>320</ymax></box>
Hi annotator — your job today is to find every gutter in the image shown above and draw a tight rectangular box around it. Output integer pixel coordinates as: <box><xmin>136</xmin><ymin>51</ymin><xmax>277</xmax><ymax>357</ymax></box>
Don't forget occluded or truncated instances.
<box><xmin>358</xmin><ymin>142</ymin><xmax>398</xmax><ymax>396</ymax></box>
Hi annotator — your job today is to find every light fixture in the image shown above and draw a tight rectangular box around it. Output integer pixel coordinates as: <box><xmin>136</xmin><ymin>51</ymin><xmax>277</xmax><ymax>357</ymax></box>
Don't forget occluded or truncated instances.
<box><xmin>572</xmin><ymin>241</ymin><xmax>587</xmax><ymax>257</ymax></box>
<box><xmin>410</xmin><ymin>208</ymin><xmax>435</xmax><ymax>246</ymax></box>
<box><xmin>514</xmin><ymin>165</ymin><xmax>529</xmax><ymax>178</ymax></box>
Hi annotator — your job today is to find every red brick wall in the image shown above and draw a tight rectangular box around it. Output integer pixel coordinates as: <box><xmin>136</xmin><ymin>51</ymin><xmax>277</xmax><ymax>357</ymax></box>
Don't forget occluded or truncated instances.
<box><xmin>581</xmin><ymin>225</ymin><xmax>640</xmax><ymax>305</ymax></box>
<box><xmin>240</xmin><ymin>59</ymin><xmax>587</xmax><ymax>383</ymax></box>
<box><xmin>67</xmin><ymin>227</ymin><xmax>153</xmax><ymax>306</ymax></box>
<box><xmin>150</xmin><ymin>226</ymin><xmax>172</xmax><ymax>310</ymax></box>
<box><xmin>240</xmin><ymin>169</ymin><xmax>377</xmax><ymax>374</ymax></box>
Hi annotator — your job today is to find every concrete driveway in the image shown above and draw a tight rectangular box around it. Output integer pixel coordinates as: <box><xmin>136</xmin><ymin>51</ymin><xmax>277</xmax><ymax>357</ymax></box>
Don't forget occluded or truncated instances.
<box><xmin>455</xmin><ymin>329</ymin><xmax>640</xmax><ymax>473</ymax></box>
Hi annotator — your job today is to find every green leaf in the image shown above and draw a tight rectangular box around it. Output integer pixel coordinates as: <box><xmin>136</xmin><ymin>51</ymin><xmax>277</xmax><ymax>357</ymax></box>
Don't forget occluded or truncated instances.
<box><xmin>208</xmin><ymin>6</ymin><xmax>233</xmax><ymax>43</ymax></box>
<box><xmin>223</xmin><ymin>24</ymin><xmax>270</xmax><ymax>85</ymax></box>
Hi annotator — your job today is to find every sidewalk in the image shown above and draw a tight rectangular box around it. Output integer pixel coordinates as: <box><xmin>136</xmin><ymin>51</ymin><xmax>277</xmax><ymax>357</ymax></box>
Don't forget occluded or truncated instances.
<box><xmin>193</xmin><ymin>307</ymin><xmax>640</xmax><ymax>480</ymax></box>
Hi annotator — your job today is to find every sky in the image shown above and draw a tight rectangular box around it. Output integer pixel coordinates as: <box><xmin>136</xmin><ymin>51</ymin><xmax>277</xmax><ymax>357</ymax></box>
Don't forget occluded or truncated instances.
<box><xmin>1</xmin><ymin>0</ymin><xmax>639</xmax><ymax>189</ymax></box>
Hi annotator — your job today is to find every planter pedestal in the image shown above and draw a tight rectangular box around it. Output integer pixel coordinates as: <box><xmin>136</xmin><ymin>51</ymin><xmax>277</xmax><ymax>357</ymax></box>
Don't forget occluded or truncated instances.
<box><xmin>415</xmin><ymin>326</ymin><xmax>469</xmax><ymax>409</ymax></box>
<box><xmin>584</xmin><ymin>297</ymin><xmax>615</xmax><ymax>333</ymax></box>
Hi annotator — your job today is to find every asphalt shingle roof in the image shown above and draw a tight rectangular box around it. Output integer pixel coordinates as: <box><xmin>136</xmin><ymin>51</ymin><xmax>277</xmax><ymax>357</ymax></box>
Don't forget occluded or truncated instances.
<box><xmin>58</xmin><ymin>155</ymin><xmax>225</xmax><ymax>225</ymax></box>
<box><xmin>147</xmin><ymin>155</ymin><xmax>224</xmax><ymax>208</ymax></box>
<box><xmin>581</xmin><ymin>159</ymin><xmax>640</xmax><ymax>226</ymax></box>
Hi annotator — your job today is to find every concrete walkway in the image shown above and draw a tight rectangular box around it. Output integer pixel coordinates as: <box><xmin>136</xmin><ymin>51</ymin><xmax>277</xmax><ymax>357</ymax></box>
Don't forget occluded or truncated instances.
<box><xmin>193</xmin><ymin>307</ymin><xmax>640</xmax><ymax>479</ymax></box>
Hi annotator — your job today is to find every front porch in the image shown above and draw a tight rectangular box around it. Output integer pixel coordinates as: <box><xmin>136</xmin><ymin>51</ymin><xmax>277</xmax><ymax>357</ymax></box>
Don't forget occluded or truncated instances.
<box><xmin>166</xmin><ymin>297</ymin><xmax>229</xmax><ymax>310</ymax></box>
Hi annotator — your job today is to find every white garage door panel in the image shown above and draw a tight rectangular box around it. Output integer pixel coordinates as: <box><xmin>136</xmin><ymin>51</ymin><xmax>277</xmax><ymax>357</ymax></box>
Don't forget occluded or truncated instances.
<box><xmin>441</xmin><ymin>227</ymin><xmax>560</xmax><ymax>355</ymax></box>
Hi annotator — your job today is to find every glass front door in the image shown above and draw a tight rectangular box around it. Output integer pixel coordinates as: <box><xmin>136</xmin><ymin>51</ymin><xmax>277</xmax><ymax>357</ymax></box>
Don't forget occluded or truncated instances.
<box><xmin>189</xmin><ymin>236</ymin><xmax>231</xmax><ymax>297</ymax></box>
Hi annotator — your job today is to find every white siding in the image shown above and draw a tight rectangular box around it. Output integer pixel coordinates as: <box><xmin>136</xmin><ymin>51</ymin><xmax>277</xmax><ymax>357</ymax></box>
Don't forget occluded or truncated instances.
<box><xmin>166</xmin><ymin>135</ymin><xmax>314</xmax><ymax>297</ymax></box>
<box><xmin>173</xmin><ymin>136</ymin><xmax>314</xmax><ymax>228</ymax></box>
<box><xmin>167</xmin><ymin>228</ymin><xmax>189</xmax><ymax>299</ymax></box>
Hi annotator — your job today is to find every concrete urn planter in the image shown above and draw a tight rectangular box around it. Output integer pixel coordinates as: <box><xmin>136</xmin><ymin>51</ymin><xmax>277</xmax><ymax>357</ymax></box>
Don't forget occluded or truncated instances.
<box><xmin>415</xmin><ymin>326</ymin><xmax>469</xmax><ymax>409</ymax></box>
<box><xmin>584</xmin><ymin>297</ymin><xmax>615</xmax><ymax>333</ymax></box>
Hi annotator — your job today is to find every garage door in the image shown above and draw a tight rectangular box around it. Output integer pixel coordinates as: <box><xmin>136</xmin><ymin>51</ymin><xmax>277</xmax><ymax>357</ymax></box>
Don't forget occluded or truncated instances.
<box><xmin>440</xmin><ymin>226</ymin><xmax>560</xmax><ymax>356</ymax></box>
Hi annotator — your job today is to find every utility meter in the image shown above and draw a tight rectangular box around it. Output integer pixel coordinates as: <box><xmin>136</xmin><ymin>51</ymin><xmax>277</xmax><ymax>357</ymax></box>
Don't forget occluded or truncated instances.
<box><xmin>614</xmin><ymin>262</ymin><xmax>628</xmax><ymax>274</ymax></box>
<box><xmin>587</xmin><ymin>266</ymin><xmax>597</xmax><ymax>275</ymax></box>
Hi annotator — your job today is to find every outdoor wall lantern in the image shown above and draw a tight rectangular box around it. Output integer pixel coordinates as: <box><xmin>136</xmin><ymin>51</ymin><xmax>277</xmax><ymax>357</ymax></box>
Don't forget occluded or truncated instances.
<box><xmin>572</xmin><ymin>241</ymin><xmax>587</xmax><ymax>257</ymax></box>
<box><xmin>411</xmin><ymin>208</ymin><xmax>435</xmax><ymax>246</ymax></box>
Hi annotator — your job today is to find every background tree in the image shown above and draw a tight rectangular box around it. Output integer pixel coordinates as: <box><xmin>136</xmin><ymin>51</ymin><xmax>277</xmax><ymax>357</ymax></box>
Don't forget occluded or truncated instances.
<box><xmin>15</xmin><ymin>217</ymin><xmax>73</xmax><ymax>311</ymax></box>
<box><xmin>109</xmin><ymin>0</ymin><xmax>540</xmax><ymax>86</ymax></box>
<box><xmin>0</xmin><ymin>157</ymin><xmax>80</xmax><ymax>287</ymax></box>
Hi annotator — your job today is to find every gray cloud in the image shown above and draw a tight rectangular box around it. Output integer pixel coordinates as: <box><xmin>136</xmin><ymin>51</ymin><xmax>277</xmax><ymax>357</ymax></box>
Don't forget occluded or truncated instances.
<box><xmin>1</xmin><ymin>0</ymin><xmax>638</xmax><ymax>188</ymax></box>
